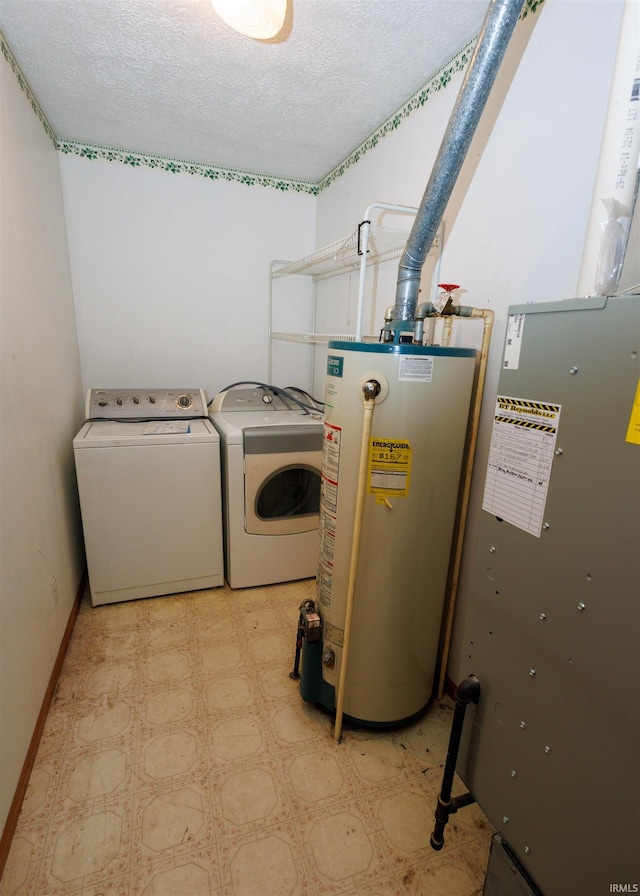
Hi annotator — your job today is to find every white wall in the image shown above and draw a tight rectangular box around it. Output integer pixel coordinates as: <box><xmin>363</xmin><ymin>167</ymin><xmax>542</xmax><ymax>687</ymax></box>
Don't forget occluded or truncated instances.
<box><xmin>314</xmin><ymin>0</ymin><xmax>624</xmax><ymax>682</ymax></box>
<box><xmin>60</xmin><ymin>156</ymin><xmax>317</xmax><ymax>398</ymax></box>
<box><xmin>0</xmin><ymin>54</ymin><xmax>85</xmax><ymax>829</ymax></box>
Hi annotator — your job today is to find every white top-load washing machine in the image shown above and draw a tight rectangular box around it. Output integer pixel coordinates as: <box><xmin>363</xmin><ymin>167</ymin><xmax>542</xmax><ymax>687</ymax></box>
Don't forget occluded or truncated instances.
<box><xmin>209</xmin><ymin>385</ymin><xmax>323</xmax><ymax>589</ymax></box>
<box><xmin>74</xmin><ymin>388</ymin><xmax>224</xmax><ymax>606</ymax></box>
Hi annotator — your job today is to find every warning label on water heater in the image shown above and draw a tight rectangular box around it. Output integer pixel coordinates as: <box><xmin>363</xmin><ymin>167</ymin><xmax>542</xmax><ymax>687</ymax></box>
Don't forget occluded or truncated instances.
<box><xmin>320</xmin><ymin>422</ymin><xmax>341</xmax><ymax>513</ymax></box>
<box><xmin>368</xmin><ymin>437</ymin><xmax>412</xmax><ymax>498</ymax></box>
<box><xmin>318</xmin><ymin>421</ymin><xmax>342</xmax><ymax>610</ymax></box>
<box><xmin>398</xmin><ymin>355</ymin><xmax>434</xmax><ymax>382</ymax></box>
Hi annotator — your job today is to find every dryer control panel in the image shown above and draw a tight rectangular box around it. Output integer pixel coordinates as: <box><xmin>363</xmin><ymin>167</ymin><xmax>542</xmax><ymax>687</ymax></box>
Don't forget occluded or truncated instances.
<box><xmin>86</xmin><ymin>388</ymin><xmax>208</xmax><ymax>420</ymax></box>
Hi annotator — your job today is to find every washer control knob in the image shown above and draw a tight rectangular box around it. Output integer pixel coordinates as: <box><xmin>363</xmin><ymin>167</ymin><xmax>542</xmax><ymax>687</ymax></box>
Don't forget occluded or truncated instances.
<box><xmin>132</xmin><ymin>397</ymin><xmax>140</xmax><ymax>405</ymax></box>
<box><xmin>149</xmin><ymin>396</ymin><xmax>156</xmax><ymax>404</ymax></box>
<box><xmin>116</xmin><ymin>398</ymin><xmax>123</xmax><ymax>406</ymax></box>
<box><xmin>177</xmin><ymin>394</ymin><xmax>192</xmax><ymax>409</ymax></box>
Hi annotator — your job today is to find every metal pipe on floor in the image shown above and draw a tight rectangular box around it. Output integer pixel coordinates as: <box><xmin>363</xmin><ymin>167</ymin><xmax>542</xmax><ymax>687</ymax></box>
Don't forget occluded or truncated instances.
<box><xmin>431</xmin><ymin>675</ymin><xmax>481</xmax><ymax>851</ymax></box>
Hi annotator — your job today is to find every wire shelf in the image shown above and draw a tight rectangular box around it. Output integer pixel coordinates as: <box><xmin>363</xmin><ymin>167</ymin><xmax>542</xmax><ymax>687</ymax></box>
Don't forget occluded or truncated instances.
<box><xmin>271</xmin><ymin>332</ymin><xmax>380</xmax><ymax>345</ymax></box>
<box><xmin>271</xmin><ymin>226</ymin><xmax>423</xmax><ymax>281</ymax></box>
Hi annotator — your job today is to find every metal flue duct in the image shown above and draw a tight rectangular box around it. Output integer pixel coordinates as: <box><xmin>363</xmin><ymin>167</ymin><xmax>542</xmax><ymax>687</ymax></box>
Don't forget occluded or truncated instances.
<box><xmin>391</xmin><ymin>0</ymin><xmax>526</xmax><ymax>330</ymax></box>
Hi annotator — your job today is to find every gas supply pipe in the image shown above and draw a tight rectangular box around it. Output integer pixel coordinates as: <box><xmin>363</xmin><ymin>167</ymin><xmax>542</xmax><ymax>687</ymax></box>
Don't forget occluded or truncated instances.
<box><xmin>334</xmin><ymin>378</ymin><xmax>380</xmax><ymax>742</ymax></box>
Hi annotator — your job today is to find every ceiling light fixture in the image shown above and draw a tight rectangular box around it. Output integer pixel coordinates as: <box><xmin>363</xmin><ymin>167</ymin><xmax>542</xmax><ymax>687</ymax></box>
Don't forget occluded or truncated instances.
<box><xmin>212</xmin><ymin>0</ymin><xmax>287</xmax><ymax>40</ymax></box>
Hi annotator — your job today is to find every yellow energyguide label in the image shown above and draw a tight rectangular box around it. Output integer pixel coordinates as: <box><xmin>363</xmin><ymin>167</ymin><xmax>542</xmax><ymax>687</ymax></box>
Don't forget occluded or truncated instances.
<box><xmin>368</xmin><ymin>437</ymin><xmax>412</xmax><ymax>498</ymax></box>
<box><xmin>626</xmin><ymin>378</ymin><xmax>640</xmax><ymax>446</ymax></box>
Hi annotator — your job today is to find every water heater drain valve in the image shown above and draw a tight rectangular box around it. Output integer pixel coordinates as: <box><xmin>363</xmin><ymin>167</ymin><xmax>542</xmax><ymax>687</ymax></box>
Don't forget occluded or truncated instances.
<box><xmin>322</xmin><ymin>648</ymin><xmax>335</xmax><ymax>668</ymax></box>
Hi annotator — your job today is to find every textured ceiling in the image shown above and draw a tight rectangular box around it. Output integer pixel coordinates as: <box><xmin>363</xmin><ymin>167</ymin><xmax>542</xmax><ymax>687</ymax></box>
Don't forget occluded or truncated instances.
<box><xmin>0</xmin><ymin>0</ymin><xmax>489</xmax><ymax>185</ymax></box>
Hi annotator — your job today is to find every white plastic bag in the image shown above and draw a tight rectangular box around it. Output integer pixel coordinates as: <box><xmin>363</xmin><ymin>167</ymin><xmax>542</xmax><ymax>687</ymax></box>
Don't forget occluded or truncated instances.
<box><xmin>595</xmin><ymin>198</ymin><xmax>631</xmax><ymax>294</ymax></box>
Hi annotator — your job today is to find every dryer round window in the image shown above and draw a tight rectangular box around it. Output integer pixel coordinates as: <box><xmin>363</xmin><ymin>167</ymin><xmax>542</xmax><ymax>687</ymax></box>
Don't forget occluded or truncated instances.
<box><xmin>254</xmin><ymin>463</ymin><xmax>321</xmax><ymax>525</ymax></box>
<box><xmin>243</xmin><ymin>426</ymin><xmax>323</xmax><ymax>537</ymax></box>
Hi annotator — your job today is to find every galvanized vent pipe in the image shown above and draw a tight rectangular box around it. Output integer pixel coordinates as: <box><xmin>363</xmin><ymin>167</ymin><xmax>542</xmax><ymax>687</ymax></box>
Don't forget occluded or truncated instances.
<box><xmin>391</xmin><ymin>0</ymin><xmax>526</xmax><ymax>330</ymax></box>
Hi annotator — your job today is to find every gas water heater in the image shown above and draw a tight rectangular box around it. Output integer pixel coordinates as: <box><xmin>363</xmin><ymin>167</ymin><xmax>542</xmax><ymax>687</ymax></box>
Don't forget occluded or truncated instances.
<box><xmin>292</xmin><ymin>0</ymin><xmax>527</xmax><ymax>727</ymax></box>
<box><xmin>299</xmin><ymin>341</ymin><xmax>476</xmax><ymax>726</ymax></box>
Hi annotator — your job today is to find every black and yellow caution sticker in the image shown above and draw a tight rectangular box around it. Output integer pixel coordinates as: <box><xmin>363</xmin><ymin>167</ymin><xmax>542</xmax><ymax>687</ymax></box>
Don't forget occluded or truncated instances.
<box><xmin>626</xmin><ymin>378</ymin><xmax>640</xmax><ymax>446</ymax></box>
<box><xmin>496</xmin><ymin>397</ymin><xmax>560</xmax><ymax>416</ymax></box>
<box><xmin>494</xmin><ymin>415</ymin><xmax>556</xmax><ymax>434</ymax></box>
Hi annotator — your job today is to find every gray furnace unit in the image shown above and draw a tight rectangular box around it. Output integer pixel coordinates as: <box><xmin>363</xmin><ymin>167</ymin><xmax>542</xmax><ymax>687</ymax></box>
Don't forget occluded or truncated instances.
<box><xmin>456</xmin><ymin>294</ymin><xmax>639</xmax><ymax>895</ymax></box>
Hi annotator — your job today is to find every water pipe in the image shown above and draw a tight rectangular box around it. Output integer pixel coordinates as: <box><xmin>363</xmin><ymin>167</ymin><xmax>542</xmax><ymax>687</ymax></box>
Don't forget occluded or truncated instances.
<box><xmin>437</xmin><ymin>305</ymin><xmax>494</xmax><ymax>698</ymax></box>
<box><xmin>334</xmin><ymin>379</ymin><xmax>380</xmax><ymax>742</ymax></box>
<box><xmin>413</xmin><ymin>301</ymin><xmax>437</xmax><ymax>344</ymax></box>
<box><xmin>356</xmin><ymin>203</ymin><xmax>418</xmax><ymax>341</ymax></box>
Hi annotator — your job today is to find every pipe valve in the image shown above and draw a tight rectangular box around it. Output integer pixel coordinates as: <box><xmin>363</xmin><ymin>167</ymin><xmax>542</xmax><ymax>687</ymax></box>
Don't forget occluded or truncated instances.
<box><xmin>362</xmin><ymin>380</ymin><xmax>381</xmax><ymax>401</ymax></box>
<box><xmin>322</xmin><ymin>648</ymin><xmax>335</xmax><ymax>668</ymax></box>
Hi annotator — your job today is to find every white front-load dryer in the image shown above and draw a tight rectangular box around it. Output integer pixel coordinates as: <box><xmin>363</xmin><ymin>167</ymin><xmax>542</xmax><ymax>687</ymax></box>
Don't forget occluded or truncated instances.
<box><xmin>210</xmin><ymin>386</ymin><xmax>323</xmax><ymax>589</ymax></box>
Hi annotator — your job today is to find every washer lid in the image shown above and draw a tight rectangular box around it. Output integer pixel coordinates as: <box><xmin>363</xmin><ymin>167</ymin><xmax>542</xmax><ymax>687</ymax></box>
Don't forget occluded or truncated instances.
<box><xmin>73</xmin><ymin>417</ymin><xmax>219</xmax><ymax>448</ymax></box>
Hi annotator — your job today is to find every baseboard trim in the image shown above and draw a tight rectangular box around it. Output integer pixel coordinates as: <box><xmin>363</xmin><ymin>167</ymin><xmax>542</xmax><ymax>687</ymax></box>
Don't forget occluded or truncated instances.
<box><xmin>0</xmin><ymin>573</ymin><xmax>86</xmax><ymax>879</ymax></box>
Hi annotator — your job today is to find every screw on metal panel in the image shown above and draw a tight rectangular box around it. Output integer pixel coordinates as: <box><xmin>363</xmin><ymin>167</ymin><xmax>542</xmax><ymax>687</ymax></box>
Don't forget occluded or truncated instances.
<box><xmin>511</xmin><ymin>770</ymin><xmax>517</xmax><ymax>778</ymax></box>
<box><xmin>577</xmin><ymin>602</ymin><xmax>586</xmax><ymax>611</ymax></box>
<box><xmin>524</xmin><ymin>846</ymin><xmax>531</xmax><ymax>855</ymax></box>
<box><xmin>502</xmin><ymin>816</ymin><xmax>509</xmax><ymax>824</ymax></box>
<box><xmin>570</xmin><ymin>366</ymin><xmax>579</xmax><ymax>374</ymax></box>
<box><xmin>555</xmin><ymin>448</ymin><xmax>563</xmax><ymax>456</ymax></box>
<box><xmin>544</xmin><ymin>745</ymin><xmax>552</xmax><ymax>754</ymax></box>
<box><xmin>529</xmin><ymin>669</ymin><xmax>536</xmax><ymax>677</ymax></box>
<box><xmin>539</xmin><ymin>613</ymin><xmax>546</xmax><ymax>621</ymax></box>
<box><xmin>489</xmin><ymin>546</ymin><xmax>496</xmax><ymax>553</ymax></box>
<box><xmin>542</xmin><ymin>522</ymin><xmax>550</xmax><ymax>530</ymax></box>
<box><xmin>520</xmin><ymin>721</ymin><xmax>527</xmax><ymax>729</ymax></box>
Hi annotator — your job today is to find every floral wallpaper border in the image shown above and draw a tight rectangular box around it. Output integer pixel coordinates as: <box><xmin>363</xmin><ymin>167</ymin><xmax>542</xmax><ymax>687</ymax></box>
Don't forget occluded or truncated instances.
<box><xmin>319</xmin><ymin>0</ymin><xmax>543</xmax><ymax>191</ymax></box>
<box><xmin>318</xmin><ymin>36</ymin><xmax>477</xmax><ymax>192</ymax></box>
<box><xmin>1</xmin><ymin>32</ymin><xmax>57</xmax><ymax>144</ymax></box>
<box><xmin>55</xmin><ymin>140</ymin><xmax>320</xmax><ymax>195</ymax></box>
<box><xmin>1</xmin><ymin>0</ymin><xmax>543</xmax><ymax>195</ymax></box>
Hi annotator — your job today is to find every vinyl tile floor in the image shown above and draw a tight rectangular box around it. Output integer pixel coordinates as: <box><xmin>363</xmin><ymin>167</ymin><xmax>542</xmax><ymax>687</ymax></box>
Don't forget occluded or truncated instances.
<box><xmin>1</xmin><ymin>580</ymin><xmax>493</xmax><ymax>896</ymax></box>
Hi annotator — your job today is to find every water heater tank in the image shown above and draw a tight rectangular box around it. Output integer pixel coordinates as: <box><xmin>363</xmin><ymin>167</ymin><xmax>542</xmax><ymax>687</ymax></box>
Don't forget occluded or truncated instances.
<box><xmin>301</xmin><ymin>341</ymin><xmax>476</xmax><ymax>725</ymax></box>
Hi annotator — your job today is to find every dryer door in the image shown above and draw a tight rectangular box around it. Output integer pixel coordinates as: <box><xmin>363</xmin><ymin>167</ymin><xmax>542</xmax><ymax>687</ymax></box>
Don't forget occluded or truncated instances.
<box><xmin>243</xmin><ymin>426</ymin><xmax>322</xmax><ymax>535</ymax></box>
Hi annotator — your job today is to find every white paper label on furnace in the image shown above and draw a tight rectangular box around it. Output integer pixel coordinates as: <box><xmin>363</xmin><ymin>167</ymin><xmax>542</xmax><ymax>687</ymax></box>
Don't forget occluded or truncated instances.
<box><xmin>503</xmin><ymin>313</ymin><xmax>526</xmax><ymax>370</ymax></box>
<box><xmin>482</xmin><ymin>395</ymin><xmax>561</xmax><ymax>537</ymax></box>
<box><xmin>398</xmin><ymin>355</ymin><xmax>434</xmax><ymax>382</ymax></box>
